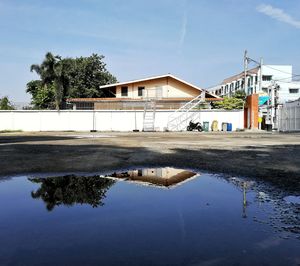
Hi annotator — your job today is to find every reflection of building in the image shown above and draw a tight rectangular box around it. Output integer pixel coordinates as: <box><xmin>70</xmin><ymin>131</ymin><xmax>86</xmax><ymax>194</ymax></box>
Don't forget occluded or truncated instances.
<box><xmin>107</xmin><ymin>167</ymin><xmax>198</xmax><ymax>188</ymax></box>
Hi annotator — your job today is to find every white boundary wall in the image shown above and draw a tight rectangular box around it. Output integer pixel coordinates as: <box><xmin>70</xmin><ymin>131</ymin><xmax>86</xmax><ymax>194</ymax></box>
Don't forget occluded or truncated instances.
<box><xmin>278</xmin><ymin>99</ymin><xmax>300</xmax><ymax>132</ymax></box>
<box><xmin>0</xmin><ymin>110</ymin><xmax>244</xmax><ymax>132</ymax></box>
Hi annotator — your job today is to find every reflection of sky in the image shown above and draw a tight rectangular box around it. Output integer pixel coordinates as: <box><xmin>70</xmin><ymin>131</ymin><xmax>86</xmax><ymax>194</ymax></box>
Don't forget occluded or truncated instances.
<box><xmin>0</xmin><ymin>173</ymin><xmax>299</xmax><ymax>265</ymax></box>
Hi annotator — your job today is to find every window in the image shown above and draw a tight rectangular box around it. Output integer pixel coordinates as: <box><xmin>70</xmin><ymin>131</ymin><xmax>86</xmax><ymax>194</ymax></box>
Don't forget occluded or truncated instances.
<box><xmin>289</xmin><ymin>88</ymin><xmax>299</xmax><ymax>94</ymax></box>
<box><xmin>262</xmin><ymin>87</ymin><xmax>268</xmax><ymax>93</ymax></box>
<box><xmin>121</xmin><ymin>86</ymin><xmax>128</xmax><ymax>97</ymax></box>
<box><xmin>262</xmin><ymin>75</ymin><xmax>272</xmax><ymax>81</ymax></box>
<box><xmin>155</xmin><ymin>86</ymin><xmax>163</xmax><ymax>98</ymax></box>
<box><xmin>138</xmin><ymin>86</ymin><xmax>145</xmax><ymax>97</ymax></box>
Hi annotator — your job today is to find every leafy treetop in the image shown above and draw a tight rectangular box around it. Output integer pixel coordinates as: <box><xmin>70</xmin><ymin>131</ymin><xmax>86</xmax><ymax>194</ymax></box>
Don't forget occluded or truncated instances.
<box><xmin>0</xmin><ymin>96</ymin><xmax>14</xmax><ymax>110</ymax></box>
<box><xmin>27</xmin><ymin>53</ymin><xmax>117</xmax><ymax>109</ymax></box>
<box><xmin>212</xmin><ymin>91</ymin><xmax>246</xmax><ymax>110</ymax></box>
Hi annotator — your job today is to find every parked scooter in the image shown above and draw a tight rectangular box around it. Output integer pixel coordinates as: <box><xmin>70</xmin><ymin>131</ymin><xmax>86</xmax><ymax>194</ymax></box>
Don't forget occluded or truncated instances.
<box><xmin>187</xmin><ymin>120</ymin><xmax>203</xmax><ymax>132</ymax></box>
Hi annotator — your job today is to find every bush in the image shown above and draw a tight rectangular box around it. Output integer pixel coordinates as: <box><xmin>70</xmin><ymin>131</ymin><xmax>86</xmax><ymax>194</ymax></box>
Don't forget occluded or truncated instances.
<box><xmin>212</xmin><ymin>91</ymin><xmax>246</xmax><ymax>110</ymax></box>
<box><xmin>0</xmin><ymin>97</ymin><xmax>14</xmax><ymax>110</ymax></box>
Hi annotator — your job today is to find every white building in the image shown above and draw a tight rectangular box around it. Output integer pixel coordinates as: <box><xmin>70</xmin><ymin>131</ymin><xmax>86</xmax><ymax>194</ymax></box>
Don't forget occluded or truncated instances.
<box><xmin>208</xmin><ymin>65</ymin><xmax>300</xmax><ymax>104</ymax></box>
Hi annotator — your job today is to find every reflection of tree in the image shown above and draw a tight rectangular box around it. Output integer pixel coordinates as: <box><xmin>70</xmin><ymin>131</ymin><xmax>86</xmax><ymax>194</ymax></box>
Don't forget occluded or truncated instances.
<box><xmin>29</xmin><ymin>175</ymin><xmax>115</xmax><ymax>211</ymax></box>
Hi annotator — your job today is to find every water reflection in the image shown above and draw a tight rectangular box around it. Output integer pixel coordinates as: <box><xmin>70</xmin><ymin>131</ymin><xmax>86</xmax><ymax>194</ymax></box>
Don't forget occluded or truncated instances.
<box><xmin>28</xmin><ymin>168</ymin><xmax>300</xmax><ymax>238</ymax></box>
<box><xmin>0</xmin><ymin>169</ymin><xmax>299</xmax><ymax>265</ymax></box>
<box><xmin>224</xmin><ymin>176</ymin><xmax>300</xmax><ymax>236</ymax></box>
<box><xmin>28</xmin><ymin>168</ymin><xmax>198</xmax><ymax>211</ymax></box>
<box><xmin>29</xmin><ymin>175</ymin><xmax>115</xmax><ymax>211</ymax></box>
<box><xmin>107</xmin><ymin>167</ymin><xmax>197</xmax><ymax>188</ymax></box>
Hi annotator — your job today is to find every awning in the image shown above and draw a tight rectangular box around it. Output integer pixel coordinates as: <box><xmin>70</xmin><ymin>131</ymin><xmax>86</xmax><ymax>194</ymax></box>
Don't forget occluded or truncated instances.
<box><xmin>259</xmin><ymin>96</ymin><xmax>269</xmax><ymax>105</ymax></box>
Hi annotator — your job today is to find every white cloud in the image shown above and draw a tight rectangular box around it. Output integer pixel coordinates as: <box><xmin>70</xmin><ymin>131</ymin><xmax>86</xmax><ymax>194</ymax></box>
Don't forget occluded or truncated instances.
<box><xmin>257</xmin><ymin>4</ymin><xmax>300</xmax><ymax>29</ymax></box>
<box><xmin>178</xmin><ymin>0</ymin><xmax>188</xmax><ymax>53</ymax></box>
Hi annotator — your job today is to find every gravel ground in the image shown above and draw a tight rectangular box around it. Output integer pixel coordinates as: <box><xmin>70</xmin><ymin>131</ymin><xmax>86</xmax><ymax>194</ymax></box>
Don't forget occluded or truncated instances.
<box><xmin>0</xmin><ymin>131</ymin><xmax>299</xmax><ymax>190</ymax></box>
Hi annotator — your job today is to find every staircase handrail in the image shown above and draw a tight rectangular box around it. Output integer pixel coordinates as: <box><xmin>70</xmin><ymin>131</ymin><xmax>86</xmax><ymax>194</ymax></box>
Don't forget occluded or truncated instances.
<box><xmin>168</xmin><ymin>95</ymin><xmax>203</xmax><ymax>124</ymax></box>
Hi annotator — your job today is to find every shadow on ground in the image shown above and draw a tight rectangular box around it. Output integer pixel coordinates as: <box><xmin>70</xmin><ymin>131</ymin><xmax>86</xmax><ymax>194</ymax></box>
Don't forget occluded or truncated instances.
<box><xmin>0</xmin><ymin>135</ymin><xmax>78</xmax><ymax>144</ymax></box>
<box><xmin>0</xmin><ymin>139</ymin><xmax>299</xmax><ymax>192</ymax></box>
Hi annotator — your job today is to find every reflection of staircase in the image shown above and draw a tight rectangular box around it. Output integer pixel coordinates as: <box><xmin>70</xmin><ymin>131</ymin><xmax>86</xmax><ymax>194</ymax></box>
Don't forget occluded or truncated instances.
<box><xmin>143</xmin><ymin>100</ymin><xmax>156</xmax><ymax>131</ymax></box>
<box><xmin>167</xmin><ymin>93</ymin><xmax>205</xmax><ymax>131</ymax></box>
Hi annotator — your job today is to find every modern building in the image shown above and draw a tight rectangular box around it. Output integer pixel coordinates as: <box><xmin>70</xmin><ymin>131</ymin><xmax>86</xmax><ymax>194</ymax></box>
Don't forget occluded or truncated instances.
<box><xmin>67</xmin><ymin>74</ymin><xmax>220</xmax><ymax>110</ymax></box>
<box><xmin>207</xmin><ymin>64</ymin><xmax>300</xmax><ymax>130</ymax></box>
<box><xmin>208</xmin><ymin>65</ymin><xmax>300</xmax><ymax>104</ymax></box>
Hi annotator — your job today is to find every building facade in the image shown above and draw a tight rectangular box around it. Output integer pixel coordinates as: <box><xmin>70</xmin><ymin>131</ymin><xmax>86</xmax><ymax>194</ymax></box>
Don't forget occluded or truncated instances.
<box><xmin>68</xmin><ymin>74</ymin><xmax>219</xmax><ymax>110</ymax></box>
<box><xmin>208</xmin><ymin>65</ymin><xmax>300</xmax><ymax>104</ymax></box>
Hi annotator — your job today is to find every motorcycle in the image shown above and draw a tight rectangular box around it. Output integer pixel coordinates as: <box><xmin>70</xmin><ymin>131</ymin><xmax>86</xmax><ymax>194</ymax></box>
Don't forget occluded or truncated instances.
<box><xmin>187</xmin><ymin>120</ymin><xmax>203</xmax><ymax>132</ymax></box>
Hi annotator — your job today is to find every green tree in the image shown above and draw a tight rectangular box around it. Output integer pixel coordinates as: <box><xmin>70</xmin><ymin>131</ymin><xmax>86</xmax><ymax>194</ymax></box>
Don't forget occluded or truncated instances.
<box><xmin>30</xmin><ymin>52</ymin><xmax>64</xmax><ymax>110</ymax></box>
<box><xmin>212</xmin><ymin>91</ymin><xmax>246</xmax><ymax>110</ymax></box>
<box><xmin>0</xmin><ymin>96</ymin><xmax>14</xmax><ymax>110</ymax></box>
<box><xmin>27</xmin><ymin>53</ymin><xmax>117</xmax><ymax>109</ymax></box>
<box><xmin>62</xmin><ymin>54</ymin><xmax>117</xmax><ymax>98</ymax></box>
<box><xmin>233</xmin><ymin>90</ymin><xmax>247</xmax><ymax>101</ymax></box>
<box><xmin>26</xmin><ymin>80</ymin><xmax>55</xmax><ymax>109</ymax></box>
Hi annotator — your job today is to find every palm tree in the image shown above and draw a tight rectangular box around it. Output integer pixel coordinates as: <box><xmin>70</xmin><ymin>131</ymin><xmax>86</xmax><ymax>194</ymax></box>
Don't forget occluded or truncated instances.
<box><xmin>30</xmin><ymin>52</ymin><xmax>64</xmax><ymax>110</ymax></box>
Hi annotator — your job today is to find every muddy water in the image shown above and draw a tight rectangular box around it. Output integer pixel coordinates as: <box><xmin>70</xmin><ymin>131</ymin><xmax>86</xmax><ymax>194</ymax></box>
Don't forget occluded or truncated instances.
<box><xmin>0</xmin><ymin>167</ymin><xmax>299</xmax><ymax>266</ymax></box>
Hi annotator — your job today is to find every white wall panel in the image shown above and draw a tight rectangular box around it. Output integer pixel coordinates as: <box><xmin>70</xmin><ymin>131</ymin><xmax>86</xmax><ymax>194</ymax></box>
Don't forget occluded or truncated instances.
<box><xmin>0</xmin><ymin>110</ymin><xmax>244</xmax><ymax>132</ymax></box>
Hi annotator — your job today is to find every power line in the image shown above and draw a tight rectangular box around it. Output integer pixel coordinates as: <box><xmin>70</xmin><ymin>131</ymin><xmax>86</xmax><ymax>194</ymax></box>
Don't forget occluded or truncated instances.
<box><xmin>272</xmin><ymin>79</ymin><xmax>300</xmax><ymax>84</ymax></box>
<box><xmin>208</xmin><ymin>54</ymin><xmax>300</xmax><ymax>95</ymax></box>
<box><xmin>247</xmin><ymin>56</ymin><xmax>300</xmax><ymax>78</ymax></box>
<box><xmin>271</xmin><ymin>76</ymin><xmax>300</xmax><ymax>82</ymax></box>
<box><xmin>264</xmin><ymin>64</ymin><xmax>300</xmax><ymax>77</ymax></box>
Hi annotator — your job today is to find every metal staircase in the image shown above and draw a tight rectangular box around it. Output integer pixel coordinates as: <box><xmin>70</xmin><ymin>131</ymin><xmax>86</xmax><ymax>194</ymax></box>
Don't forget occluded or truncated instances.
<box><xmin>143</xmin><ymin>100</ymin><xmax>156</xmax><ymax>131</ymax></box>
<box><xmin>167</xmin><ymin>92</ymin><xmax>206</xmax><ymax>131</ymax></box>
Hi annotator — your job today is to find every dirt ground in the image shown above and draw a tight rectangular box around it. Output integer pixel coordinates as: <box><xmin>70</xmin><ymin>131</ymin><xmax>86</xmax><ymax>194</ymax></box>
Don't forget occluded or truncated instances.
<box><xmin>0</xmin><ymin>131</ymin><xmax>299</xmax><ymax>190</ymax></box>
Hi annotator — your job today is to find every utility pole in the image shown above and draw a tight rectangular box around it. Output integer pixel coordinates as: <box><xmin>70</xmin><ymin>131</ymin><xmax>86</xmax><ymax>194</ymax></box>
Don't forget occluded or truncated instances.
<box><xmin>242</xmin><ymin>181</ymin><xmax>247</xmax><ymax>219</ymax></box>
<box><xmin>257</xmin><ymin>57</ymin><xmax>263</xmax><ymax>130</ymax></box>
<box><xmin>266</xmin><ymin>83</ymin><xmax>274</xmax><ymax>131</ymax></box>
<box><xmin>244</xmin><ymin>50</ymin><xmax>248</xmax><ymax>94</ymax></box>
<box><xmin>273</xmin><ymin>83</ymin><xmax>279</xmax><ymax>130</ymax></box>
<box><xmin>258</xmin><ymin>57</ymin><xmax>263</xmax><ymax>93</ymax></box>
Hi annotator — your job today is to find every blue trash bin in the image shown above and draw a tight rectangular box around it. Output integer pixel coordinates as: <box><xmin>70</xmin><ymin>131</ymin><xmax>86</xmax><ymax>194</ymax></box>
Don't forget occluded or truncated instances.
<box><xmin>227</xmin><ymin>123</ymin><xmax>232</xmax><ymax>131</ymax></box>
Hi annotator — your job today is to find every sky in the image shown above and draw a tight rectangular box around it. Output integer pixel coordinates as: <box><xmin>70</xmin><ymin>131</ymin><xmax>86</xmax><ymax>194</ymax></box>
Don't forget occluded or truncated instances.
<box><xmin>0</xmin><ymin>0</ymin><xmax>300</xmax><ymax>102</ymax></box>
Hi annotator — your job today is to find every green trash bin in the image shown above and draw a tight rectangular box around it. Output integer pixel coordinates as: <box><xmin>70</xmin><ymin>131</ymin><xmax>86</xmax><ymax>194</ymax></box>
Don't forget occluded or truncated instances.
<box><xmin>203</xmin><ymin>121</ymin><xmax>209</xmax><ymax>132</ymax></box>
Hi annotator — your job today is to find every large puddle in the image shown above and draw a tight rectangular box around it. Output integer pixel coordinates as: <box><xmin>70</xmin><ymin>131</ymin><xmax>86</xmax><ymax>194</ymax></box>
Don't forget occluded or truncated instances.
<box><xmin>0</xmin><ymin>167</ymin><xmax>299</xmax><ymax>266</ymax></box>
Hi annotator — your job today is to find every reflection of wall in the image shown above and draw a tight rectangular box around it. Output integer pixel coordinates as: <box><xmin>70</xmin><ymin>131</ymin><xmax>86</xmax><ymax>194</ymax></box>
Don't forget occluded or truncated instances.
<box><xmin>128</xmin><ymin>167</ymin><xmax>191</xmax><ymax>179</ymax></box>
<box><xmin>111</xmin><ymin>168</ymin><xmax>198</xmax><ymax>188</ymax></box>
